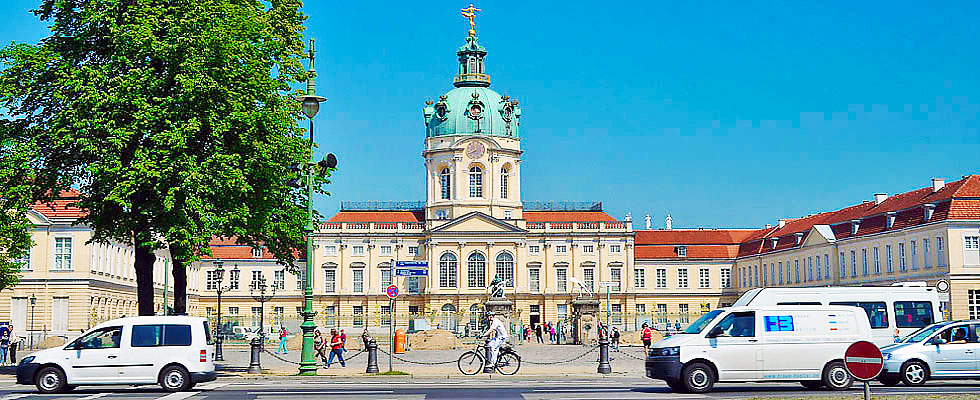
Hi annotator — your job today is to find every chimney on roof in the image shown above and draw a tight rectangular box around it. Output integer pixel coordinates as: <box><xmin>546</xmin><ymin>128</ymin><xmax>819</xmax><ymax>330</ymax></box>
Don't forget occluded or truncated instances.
<box><xmin>644</xmin><ymin>214</ymin><xmax>651</xmax><ymax>230</ymax></box>
<box><xmin>665</xmin><ymin>214</ymin><xmax>673</xmax><ymax>230</ymax></box>
<box><xmin>624</xmin><ymin>212</ymin><xmax>632</xmax><ymax>223</ymax></box>
<box><xmin>778</xmin><ymin>219</ymin><xmax>790</xmax><ymax>229</ymax></box>
<box><xmin>932</xmin><ymin>178</ymin><xmax>945</xmax><ymax>192</ymax></box>
<box><xmin>765</xmin><ymin>224</ymin><xmax>772</xmax><ymax>229</ymax></box>
<box><xmin>874</xmin><ymin>193</ymin><xmax>888</xmax><ymax>205</ymax></box>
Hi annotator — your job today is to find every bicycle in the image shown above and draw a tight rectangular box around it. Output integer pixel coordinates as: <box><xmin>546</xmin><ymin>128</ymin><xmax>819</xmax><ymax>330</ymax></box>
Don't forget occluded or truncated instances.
<box><xmin>457</xmin><ymin>340</ymin><xmax>521</xmax><ymax>375</ymax></box>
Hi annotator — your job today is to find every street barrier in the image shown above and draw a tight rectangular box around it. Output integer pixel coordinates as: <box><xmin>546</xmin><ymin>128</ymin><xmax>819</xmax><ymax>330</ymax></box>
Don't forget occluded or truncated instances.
<box><xmin>597</xmin><ymin>337</ymin><xmax>612</xmax><ymax>374</ymax></box>
<box><xmin>248</xmin><ymin>337</ymin><xmax>262</xmax><ymax>374</ymax></box>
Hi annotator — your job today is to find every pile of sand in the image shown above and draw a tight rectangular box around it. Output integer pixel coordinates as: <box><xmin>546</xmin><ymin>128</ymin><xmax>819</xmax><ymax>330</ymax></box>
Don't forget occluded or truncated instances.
<box><xmin>39</xmin><ymin>336</ymin><xmax>66</xmax><ymax>349</ymax></box>
<box><xmin>407</xmin><ymin>329</ymin><xmax>463</xmax><ymax>350</ymax></box>
<box><xmin>618</xmin><ymin>330</ymin><xmax>665</xmax><ymax>346</ymax></box>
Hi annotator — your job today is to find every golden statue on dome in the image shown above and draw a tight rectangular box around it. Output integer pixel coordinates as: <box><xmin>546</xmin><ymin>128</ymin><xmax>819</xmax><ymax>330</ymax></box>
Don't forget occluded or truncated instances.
<box><xmin>460</xmin><ymin>3</ymin><xmax>481</xmax><ymax>36</ymax></box>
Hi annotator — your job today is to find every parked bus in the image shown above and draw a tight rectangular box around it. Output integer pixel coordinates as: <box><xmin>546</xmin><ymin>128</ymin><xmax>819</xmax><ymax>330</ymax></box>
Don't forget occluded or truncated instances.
<box><xmin>732</xmin><ymin>283</ymin><xmax>943</xmax><ymax>346</ymax></box>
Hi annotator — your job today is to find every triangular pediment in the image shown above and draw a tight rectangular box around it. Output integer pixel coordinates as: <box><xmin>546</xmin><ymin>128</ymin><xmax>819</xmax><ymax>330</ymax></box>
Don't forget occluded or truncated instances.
<box><xmin>431</xmin><ymin>212</ymin><xmax>525</xmax><ymax>234</ymax></box>
<box><xmin>802</xmin><ymin>225</ymin><xmax>836</xmax><ymax>246</ymax></box>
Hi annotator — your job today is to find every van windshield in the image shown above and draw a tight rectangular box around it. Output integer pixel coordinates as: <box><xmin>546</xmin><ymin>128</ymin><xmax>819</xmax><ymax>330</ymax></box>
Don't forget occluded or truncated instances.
<box><xmin>732</xmin><ymin>289</ymin><xmax>761</xmax><ymax>307</ymax></box>
<box><xmin>683</xmin><ymin>310</ymin><xmax>724</xmax><ymax>334</ymax></box>
<box><xmin>904</xmin><ymin>322</ymin><xmax>950</xmax><ymax>343</ymax></box>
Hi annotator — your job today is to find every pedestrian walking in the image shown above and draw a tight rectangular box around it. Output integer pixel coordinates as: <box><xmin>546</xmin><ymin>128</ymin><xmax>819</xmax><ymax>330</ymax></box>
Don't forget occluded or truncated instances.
<box><xmin>275</xmin><ymin>326</ymin><xmax>288</xmax><ymax>354</ymax></box>
<box><xmin>326</xmin><ymin>328</ymin><xmax>346</xmax><ymax>368</ymax></box>
<box><xmin>549</xmin><ymin>323</ymin><xmax>556</xmax><ymax>343</ymax></box>
<box><xmin>611</xmin><ymin>327</ymin><xmax>620</xmax><ymax>352</ymax></box>
<box><xmin>313</xmin><ymin>329</ymin><xmax>328</xmax><ymax>363</ymax></box>
<box><xmin>641</xmin><ymin>323</ymin><xmax>653</xmax><ymax>356</ymax></box>
<box><xmin>534</xmin><ymin>323</ymin><xmax>544</xmax><ymax>343</ymax></box>
<box><xmin>0</xmin><ymin>331</ymin><xmax>9</xmax><ymax>366</ymax></box>
<box><xmin>8</xmin><ymin>327</ymin><xmax>18</xmax><ymax>365</ymax></box>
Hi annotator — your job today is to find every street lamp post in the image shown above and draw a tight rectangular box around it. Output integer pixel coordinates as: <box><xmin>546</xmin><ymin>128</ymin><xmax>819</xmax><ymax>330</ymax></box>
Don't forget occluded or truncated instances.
<box><xmin>250</xmin><ymin>276</ymin><xmax>276</xmax><ymax>350</ymax></box>
<box><xmin>294</xmin><ymin>37</ymin><xmax>334</xmax><ymax>376</ymax></box>
<box><xmin>29</xmin><ymin>295</ymin><xmax>36</xmax><ymax>349</ymax></box>
<box><xmin>214</xmin><ymin>259</ymin><xmax>225</xmax><ymax>361</ymax></box>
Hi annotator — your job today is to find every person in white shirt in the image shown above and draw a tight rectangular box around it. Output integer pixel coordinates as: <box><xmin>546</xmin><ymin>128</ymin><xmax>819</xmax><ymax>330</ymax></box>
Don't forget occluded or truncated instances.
<box><xmin>481</xmin><ymin>312</ymin><xmax>509</xmax><ymax>369</ymax></box>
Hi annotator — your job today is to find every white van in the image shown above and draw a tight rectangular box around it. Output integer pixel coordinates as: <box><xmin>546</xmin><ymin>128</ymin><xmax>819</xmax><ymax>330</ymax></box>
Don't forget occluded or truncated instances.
<box><xmin>16</xmin><ymin>316</ymin><xmax>216</xmax><ymax>393</ymax></box>
<box><xmin>733</xmin><ymin>284</ymin><xmax>942</xmax><ymax>346</ymax></box>
<box><xmin>645</xmin><ymin>306</ymin><xmax>873</xmax><ymax>393</ymax></box>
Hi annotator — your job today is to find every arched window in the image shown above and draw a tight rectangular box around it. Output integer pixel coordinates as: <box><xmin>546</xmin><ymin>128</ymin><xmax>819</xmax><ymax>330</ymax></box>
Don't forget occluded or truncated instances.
<box><xmin>469</xmin><ymin>166</ymin><xmax>483</xmax><ymax>197</ymax></box>
<box><xmin>495</xmin><ymin>252</ymin><xmax>515</xmax><ymax>287</ymax></box>
<box><xmin>500</xmin><ymin>166</ymin><xmax>509</xmax><ymax>199</ymax></box>
<box><xmin>439</xmin><ymin>252</ymin><xmax>458</xmax><ymax>288</ymax></box>
<box><xmin>439</xmin><ymin>168</ymin><xmax>451</xmax><ymax>200</ymax></box>
<box><xmin>441</xmin><ymin>304</ymin><xmax>458</xmax><ymax>332</ymax></box>
<box><xmin>469</xmin><ymin>304</ymin><xmax>485</xmax><ymax>334</ymax></box>
<box><xmin>467</xmin><ymin>252</ymin><xmax>486</xmax><ymax>288</ymax></box>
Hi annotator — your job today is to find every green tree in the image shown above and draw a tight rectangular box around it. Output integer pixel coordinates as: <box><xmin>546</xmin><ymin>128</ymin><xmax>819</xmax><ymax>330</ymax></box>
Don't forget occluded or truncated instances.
<box><xmin>0</xmin><ymin>0</ymin><xmax>327</xmax><ymax>314</ymax></box>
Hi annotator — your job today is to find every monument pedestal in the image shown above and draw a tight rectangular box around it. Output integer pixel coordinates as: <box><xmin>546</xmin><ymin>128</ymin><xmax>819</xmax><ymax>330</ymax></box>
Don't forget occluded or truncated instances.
<box><xmin>571</xmin><ymin>297</ymin><xmax>600</xmax><ymax>345</ymax></box>
<box><xmin>484</xmin><ymin>297</ymin><xmax>515</xmax><ymax>339</ymax></box>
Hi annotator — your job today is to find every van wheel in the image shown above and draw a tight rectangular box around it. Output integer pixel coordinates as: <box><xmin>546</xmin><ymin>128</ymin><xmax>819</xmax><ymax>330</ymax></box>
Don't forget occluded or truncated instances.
<box><xmin>800</xmin><ymin>380</ymin><xmax>823</xmax><ymax>390</ymax></box>
<box><xmin>900</xmin><ymin>360</ymin><xmax>928</xmax><ymax>386</ymax></box>
<box><xmin>681</xmin><ymin>363</ymin><xmax>715</xmax><ymax>393</ymax></box>
<box><xmin>665</xmin><ymin>379</ymin><xmax>686</xmax><ymax>393</ymax></box>
<box><xmin>822</xmin><ymin>361</ymin><xmax>853</xmax><ymax>391</ymax></box>
<box><xmin>159</xmin><ymin>365</ymin><xmax>192</xmax><ymax>392</ymax></box>
<box><xmin>35</xmin><ymin>366</ymin><xmax>67</xmax><ymax>394</ymax></box>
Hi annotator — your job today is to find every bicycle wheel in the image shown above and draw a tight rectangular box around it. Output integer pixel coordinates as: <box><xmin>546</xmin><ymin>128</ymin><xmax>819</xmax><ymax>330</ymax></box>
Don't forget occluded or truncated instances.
<box><xmin>457</xmin><ymin>351</ymin><xmax>484</xmax><ymax>375</ymax></box>
<box><xmin>495</xmin><ymin>351</ymin><xmax>521</xmax><ymax>375</ymax></box>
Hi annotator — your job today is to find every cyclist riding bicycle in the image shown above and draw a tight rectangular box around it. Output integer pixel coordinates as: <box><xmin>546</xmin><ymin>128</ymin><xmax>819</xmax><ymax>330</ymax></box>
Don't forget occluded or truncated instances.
<box><xmin>481</xmin><ymin>311</ymin><xmax>509</xmax><ymax>368</ymax></box>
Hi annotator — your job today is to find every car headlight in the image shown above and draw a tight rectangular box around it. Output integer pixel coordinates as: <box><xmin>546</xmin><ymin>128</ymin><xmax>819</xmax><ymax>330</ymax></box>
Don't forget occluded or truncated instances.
<box><xmin>656</xmin><ymin>347</ymin><xmax>679</xmax><ymax>356</ymax></box>
<box><xmin>19</xmin><ymin>356</ymin><xmax>35</xmax><ymax>365</ymax></box>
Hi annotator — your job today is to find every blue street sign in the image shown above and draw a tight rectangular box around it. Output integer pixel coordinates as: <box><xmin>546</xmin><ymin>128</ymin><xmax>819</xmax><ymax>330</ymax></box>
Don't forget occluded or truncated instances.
<box><xmin>396</xmin><ymin>269</ymin><xmax>428</xmax><ymax>276</ymax></box>
<box><xmin>395</xmin><ymin>261</ymin><xmax>428</xmax><ymax>268</ymax></box>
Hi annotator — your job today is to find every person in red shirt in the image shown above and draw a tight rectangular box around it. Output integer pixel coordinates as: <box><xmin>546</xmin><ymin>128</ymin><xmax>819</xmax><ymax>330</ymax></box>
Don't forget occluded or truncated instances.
<box><xmin>326</xmin><ymin>328</ymin><xmax>346</xmax><ymax>368</ymax></box>
<box><xmin>641</xmin><ymin>323</ymin><xmax>653</xmax><ymax>356</ymax></box>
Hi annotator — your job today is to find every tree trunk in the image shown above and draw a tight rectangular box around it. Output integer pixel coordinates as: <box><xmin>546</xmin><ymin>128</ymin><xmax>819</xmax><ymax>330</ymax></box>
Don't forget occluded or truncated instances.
<box><xmin>134</xmin><ymin>243</ymin><xmax>157</xmax><ymax>316</ymax></box>
<box><xmin>171</xmin><ymin>251</ymin><xmax>188</xmax><ymax>315</ymax></box>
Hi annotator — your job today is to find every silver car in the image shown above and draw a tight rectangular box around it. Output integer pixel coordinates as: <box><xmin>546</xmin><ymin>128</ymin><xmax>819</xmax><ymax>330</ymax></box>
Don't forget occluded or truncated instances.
<box><xmin>880</xmin><ymin>320</ymin><xmax>980</xmax><ymax>386</ymax></box>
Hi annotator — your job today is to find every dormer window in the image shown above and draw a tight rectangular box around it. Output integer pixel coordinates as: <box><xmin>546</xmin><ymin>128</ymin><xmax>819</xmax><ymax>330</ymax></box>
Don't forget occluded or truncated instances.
<box><xmin>794</xmin><ymin>232</ymin><xmax>804</xmax><ymax>245</ymax></box>
<box><xmin>252</xmin><ymin>247</ymin><xmax>263</xmax><ymax>258</ymax></box>
<box><xmin>850</xmin><ymin>219</ymin><xmax>861</xmax><ymax>235</ymax></box>
<box><xmin>923</xmin><ymin>203</ymin><xmax>936</xmax><ymax>221</ymax></box>
<box><xmin>770</xmin><ymin>238</ymin><xmax>779</xmax><ymax>249</ymax></box>
<box><xmin>886</xmin><ymin>212</ymin><xmax>897</xmax><ymax>229</ymax></box>
<box><xmin>676</xmin><ymin>246</ymin><xmax>687</xmax><ymax>257</ymax></box>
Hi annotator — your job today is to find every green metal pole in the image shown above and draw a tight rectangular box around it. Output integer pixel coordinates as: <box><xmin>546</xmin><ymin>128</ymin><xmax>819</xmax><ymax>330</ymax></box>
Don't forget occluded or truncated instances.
<box><xmin>298</xmin><ymin>38</ymin><xmax>321</xmax><ymax>376</ymax></box>
<box><xmin>163</xmin><ymin>259</ymin><xmax>169</xmax><ymax>316</ymax></box>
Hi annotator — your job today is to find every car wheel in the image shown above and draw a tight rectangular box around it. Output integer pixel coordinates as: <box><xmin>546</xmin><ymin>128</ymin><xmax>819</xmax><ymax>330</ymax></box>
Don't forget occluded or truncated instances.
<box><xmin>665</xmin><ymin>378</ymin><xmax>685</xmax><ymax>393</ymax></box>
<box><xmin>900</xmin><ymin>360</ymin><xmax>928</xmax><ymax>386</ymax></box>
<box><xmin>800</xmin><ymin>380</ymin><xmax>823</xmax><ymax>390</ymax></box>
<box><xmin>35</xmin><ymin>366</ymin><xmax>67</xmax><ymax>394</ymax></box>
<box><xmin>681</xmin><ymin>362</ymin><xmax>715</xmax><ymax>394</ymax></box>
<box><xmin>822</xmin><ymin>361</ymin><xmax>853</xmax><ymax>391</ymax></box>
<box><xmin>159</xmin><ymin>365</ymin><xmax>192</xmax><ymax>392</ymax></box>
<box><xmin>878</xmin><ymin>375</ymin><xmax>901</xmax><ymax>387</ymax></box>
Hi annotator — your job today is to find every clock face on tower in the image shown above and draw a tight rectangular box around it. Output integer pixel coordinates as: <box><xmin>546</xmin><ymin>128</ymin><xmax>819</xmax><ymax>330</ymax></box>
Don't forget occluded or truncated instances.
<box><xmin>465</xmin><ymin>141</ymin><xmax>485</xmax><ymax>159</ymax></box>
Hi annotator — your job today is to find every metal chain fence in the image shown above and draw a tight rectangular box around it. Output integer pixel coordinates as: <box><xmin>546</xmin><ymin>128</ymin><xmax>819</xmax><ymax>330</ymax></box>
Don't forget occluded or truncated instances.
<box><xmin>262</xmin><ymin>348</ymin><xmax>365</xmax><ymax>366</ymax></box>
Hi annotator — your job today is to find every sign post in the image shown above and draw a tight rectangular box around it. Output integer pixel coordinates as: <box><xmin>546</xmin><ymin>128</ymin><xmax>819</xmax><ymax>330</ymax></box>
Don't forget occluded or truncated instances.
<box><xmin>598</xmin><ymin>281</ymin><xmax>619</xmax><ymax>329</ymax></box>
<box><xmin>844</xmin><ymin>341</ymin><xmax>884</xmax><ymax>400</ymax></box>
<box><xmin>386</xmin><ymin>282</ymin><xmax>398</xmax><ymax>372</ymax></box>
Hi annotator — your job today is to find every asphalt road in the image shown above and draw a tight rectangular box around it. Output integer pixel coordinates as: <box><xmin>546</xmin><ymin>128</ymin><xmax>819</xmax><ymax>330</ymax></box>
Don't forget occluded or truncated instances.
<box><xmin>0</xmin><ymin>378</ymin><xmax>979</xmax><ymax>399</ymax></box>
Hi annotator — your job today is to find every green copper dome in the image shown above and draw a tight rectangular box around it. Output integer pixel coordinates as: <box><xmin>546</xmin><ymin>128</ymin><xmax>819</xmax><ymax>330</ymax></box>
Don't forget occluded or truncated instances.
<box><xmin>423</xmin><ymin>35</ymin><xmax>521</xmax><ymax>138</ymax></box>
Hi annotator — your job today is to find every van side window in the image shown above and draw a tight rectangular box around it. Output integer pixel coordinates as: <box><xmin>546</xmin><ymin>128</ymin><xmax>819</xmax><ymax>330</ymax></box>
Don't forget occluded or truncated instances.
<box><xmin>74</xmin><ymin>326</ymin><xmax>123</xmax><ymax>349</ymax></box>
<box><xmin>716</xmin><ymin>312</ymin><xmax>755</xmax><ymax>337</ymax></box>
<box><xmin>894</xmin><ymin>301</ymin><xmax>934</xmax><ymax>328</ymax></box>
<box><xmin>829</xmin><ymin>301</ymin><xmax>889</xmax><ymax>329</ymax></box>
<box><xmin>131</xmin><ymin>324</ymin><xmax>193</xmax><ymax>347</ymax></box>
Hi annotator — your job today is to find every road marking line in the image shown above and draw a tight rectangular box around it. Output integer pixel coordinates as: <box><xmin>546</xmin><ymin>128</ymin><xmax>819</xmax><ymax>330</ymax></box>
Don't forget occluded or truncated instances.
<box><xmin>156</xmin><ymin>391</ymin><xmax>200</xmax><ymax>400</ymax></box>
<box><xmin>0</xmin><ymin>394</ymin><xmax>31</xmax><ymax>400</ymax></box>
<box><xmin>247</xmin><ymin>391</ymin><xmax>394</xmax><ymax>395</ymax></box>
<box><xmin>533</xmin><ymin>388</ymin><xmax>630</xmax><ymax>392</ymax></box>
<box><xmin>78</xmin><ymin>394</ymin><xmax>110</xmax><ymax>400</ymax></box>
<box><xmin>196</xmin><ymin>382</ymin><xmax>229</xmax><ymax>390</ymax></box>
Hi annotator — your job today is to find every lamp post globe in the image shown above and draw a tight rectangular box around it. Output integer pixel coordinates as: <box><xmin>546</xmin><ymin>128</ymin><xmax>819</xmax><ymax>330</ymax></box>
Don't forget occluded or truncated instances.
<box><xmin>213</xmin><ymin>259</ymin><xmax>225</xmax><ymax>361</ymax></box>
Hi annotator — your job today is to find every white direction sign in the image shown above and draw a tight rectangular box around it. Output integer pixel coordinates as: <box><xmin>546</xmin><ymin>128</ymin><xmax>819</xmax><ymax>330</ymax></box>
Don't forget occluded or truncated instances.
<box><xmin>598</xmin><ymin>281</ymin><xmax>620</xmax><ymax>288</ymax></box>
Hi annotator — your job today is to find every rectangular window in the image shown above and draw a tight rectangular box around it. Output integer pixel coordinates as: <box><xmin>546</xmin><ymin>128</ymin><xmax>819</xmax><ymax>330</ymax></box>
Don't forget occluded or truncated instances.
<box><xmin>324</xmin><ymin>245</ymin><xmax>338</xmax><ymax>256</ymax></box>
<box><xmin>408</xmin><ymin>246</ymin><xmax>419</xmax><ymax>256</ymax></box>
<box><xmin>815</xmin><ymin>257</ymin><xmax>822</xmax><ymax>280</ymax></box>
<box><xmin>923</xmin><ymin>238</ymin><xmax>931</xmax><ymax>269</ymax></box>
<box><xmin>886</xmin><ymin>245</ymin><xmax>894</xmax><ymax>273</ymax></box>
<box><xmin>503</xmin><ymin>210</ymin><xmax>513</xmax><ymax>219</ymax></box>
<box><xmin>296</xmin><ymin>268</ymin><xmax>306</xmax><ymax>290</ymax></box>
<box><xmin>583</xmin><ymin>268</ymin><xmax>595</xmax><ymax>292</ymax></box>
<box><xmin>861</xmin><ymin>249</ymin><xmax>868</xmax><ymax>276</ymax></box>
<box><xmin>556</xmin><ymin>268</ymin><xmax>568</xmax><ymax>292</ymax></box>
<box><xmin>698</xmin><ymin>268</ymin><xmax>710</xmax><ymax>288</ymax></box>
<box><xmin>762</xmin><ymin>264</ymin><xmax>768</xmax><ymax>286</ymax></box>
<box><xmin>850</xmin><ymin>250</ymin><xmax>857</xmax><ymax>277</ymax></box>
<box><xmin>324</xmin><ymin>269</ymin><xmax>336</xmax><ymax>293</ymax></box>
<box><xmin>52</xmin><ymin>297</ymin><xmax>68</xmax><ymax>332</ymax></box>
<box><xmin>529</xmin><ymin>268</ymin><xmax>541</xmax><ymax>292</ymax></box>
<box><xmin>381</xmin><ymin>305</ymin><xmax>391</xmax><ymax>326</ymax></box>
<box><xmin>582</xmin><ymin>245</ymin><xmax>594</xmax><ymax>254</ymax></box>
<box><xmin>611</xmin><ymin>303</ymin><xmax>622</xmax><ymax>326</ymax></box>
<box><xmin>636</xmin><ymin>304</ymin><xmax>646</xmax><ymax>315</ymax></box>
<box><xmin>634</xmin><ymin>268</ymin><xmax>646</xmax><ymax>288</ymax></box>
<box><xmin>469</xmin><ymin>168</ymin><xmax>482</xmax><ymax>197</ymax></box>
<box><xmin>656</xmin><ymin>268</ymin><xmax>667</xmax><ymax>288</ymax></box>
<box><xmin>873</xmin><ymin>247</ymin><xmax>881</xmax><ymax>274</ymax></box>
<box><xmin>228</xmin><ymin>307</ymin><xmax>239</xmax><ymax>315</ymax></box>
<box><xmin>677</xmin><ymin>246</ymin><xmax>687</xmax><ymax>257</ymax></box>
<box><xmin>15</xmin><ymin>248</ymin><xmax>29</xmax><ymax>271</ymax></box>
<box><xmin>778</xmin><ymin>261</ymin><xmax>784</xmax><ymax>284</ymax></box>
<box><xmin>407</xmin><ymin>276</ymin><xmax>420</xmax><ymax>294</ymax></box>
<box><xmin>206</xmin><ymin>270</ymin><xmax>220</xmax><ymax>291</ymax></box>
<box><xmin>274</xmin><ymin>269</ymin><xmax>285</xmax><ymax>290</ymax></box>
<box><xmin>785</xmin><ymin>262</ymin><xmax>791</xmax><ymax>284</ymax></box>
<box><xmin>528</xmin><ymin>245</ymin><xmax>540</xmax><ymax>255</ymax></box>
<box><xmin>251</xmin><ymin>307</ymin><xmax>262</xmax><ymax>327</ymax></box>
<box><xmin>380</xmin><ymin>245</ymin><xmax>393</xmax><ymax>256</ymax></box>
<box><xmin>678</xmin><ymin>304</ymin><xmax>689</xmax><ymax>324</ymax></box>
<box><xmin>807</xmin><ymin>257</ymin><xmax>813</xmax><ymax>282</ymax></box>
<box><xmin>54</xmin><ymin>237</ymin><xmax>72</xmax><ymax>270</ymax></box>
<box><xmin>352</xmin><ymin>269</ymin><xmax>364</xmax><ymax>293</ymax></box>
<box><xmin>830</xmin><ymin>301</ymin><xmax>889</xmax><ymax>329</ymax></box>
<box><xmin>910</xmin><ymin>240</ymin><xmax>918</xmax><ymax>270</ymax></box>
<box><xmin>352</xmin><ymin>246</ymin><xmax>365</xmax><ymax>256</ymax></box>
<box><xmin>824</xmin><ymin>254</ymin><xmax>830</xmax><ymax>280</ymax></box>
<box><xmin>324</xmin><ymin>306</ymin><xmax>336</xmax><ymax>327</ymax></box>
<box><xmin>656</xmin><ymin>304</ymin><xmax>668</xmax><ymax>324</ymax></box>
<box><xmin>610</xmin><ymin>268</ymin><xmax>621</xmax><ymax>292</ymax></box>
<box><xmin>555</xmin><ymin>245</ymin><xmax>568</xmax><ymax>254</ymax></box>
<box><xmin>250</xmin><ymin>271</ymin><xmax>264</xmax><ymax>290</ymax></box>
<box><xmin>353</xmin><ymin>306</ymin><xmax>364</xmax><ymax>327</ymax></box>
<box><xmin>899</xmin><ymin>243</ymin><xmax>907</xmax><ymax>271</ymax></box>
<box><xmin>677</xmin><ymin>268</ymin><xmax>689</xmax><ymax>288</ymax></box>
<box><xmin>610</xmin><ymin>244</ymin><xmax>622</xmax><ymax>253</ymax></box>
<box><xmin>839</xmin><ymin>252</ymin><xmax>846</xmax><ymax>279</ymax></box>
<box><xmin>794</xmin><ymin>259</ymin><xmax>800</xmax><ymax>283</ymax></box>
<box><xmin>381</xmin><ymin>268</ymin><xmax>392</xmax><ymax>292</ymax></box>
<box><xmin>970</xmin><ymin>290</ymin><xmax>980</xmax><ymax>320</ymax></box>
<box><xmin>557</xmin><ymin>304</ymin><xmax>568</xmax><ymax>320</ymax></box>
<box><xmin>721</xmin><ymin>268</ymin><xmax>731</xmax><ymax>288</ymax></box>
<box><xmin>936</xmin><ymin>237</ymin><xmax>944</xmax><ymax>267</ymax></box>
<box><xmin>966</xmin><ymin>236</ymin><xmax>980</xmax><ymax>249</ymax></box>
<box><xmin>894</xmin><ymin>301</ymin><xmax>934</xmax><ymax>328</ymax></box>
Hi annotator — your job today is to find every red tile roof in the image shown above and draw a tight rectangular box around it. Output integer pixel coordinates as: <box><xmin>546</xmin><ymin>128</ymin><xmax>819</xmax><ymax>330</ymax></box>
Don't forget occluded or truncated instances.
<box><xmin>635</xmin><ymin>229</ymin><xmax>760</xmax><ymax>245</ymax></box>
<box><xmin>635</xmin><ymin>245</ymin><xmax>740</xmax><ymax>260</ymax></box>
<box><xmin>30</xmin><ymin>190</ymin><xmax>86</xmax><ymax>220</ymax></box>
<box><xmin>523</xmin><ymin>211</ymin><xmax>616</xmax><ymax>222</ymax></box>
<box><xmin>202</xmin><ymin>237</ymin><xmax>302</xmax><ymax>260</ymax></box>
<box><xmin>327</xmin><ymin>211</ymin><xmax>424</xmax><ymax>223</ymax></box>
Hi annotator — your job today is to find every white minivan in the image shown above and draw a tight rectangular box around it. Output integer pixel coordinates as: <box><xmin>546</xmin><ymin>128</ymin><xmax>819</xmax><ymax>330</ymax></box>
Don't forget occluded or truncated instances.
<box><xmin>646</xmin><ymin>306</ymin><xmax>874</xmax><ymax>393</ymax></box>
<box><xmin>17</xmin><ymin>316</ymin><xmax>216</xmax><ymax>393</ymax></box>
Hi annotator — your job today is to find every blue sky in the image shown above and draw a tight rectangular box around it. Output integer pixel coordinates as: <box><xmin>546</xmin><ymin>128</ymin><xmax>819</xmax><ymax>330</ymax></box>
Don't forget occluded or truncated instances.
<box><xmin>4</xmin><ymin>1</ymin><xmax>979</xmax><ymax>229</ymax></box>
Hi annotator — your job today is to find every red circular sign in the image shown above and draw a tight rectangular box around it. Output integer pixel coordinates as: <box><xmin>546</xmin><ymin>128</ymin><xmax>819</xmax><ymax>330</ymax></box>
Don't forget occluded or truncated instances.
<box><xmin>385</xmin><ymin>284</ymin><xmax>399</xmax><ymax>299</ymax></box>
<box><xmin>844</xmin><ymin>340</ymin><xmax>883</xmax><ymax>380</ymax></box>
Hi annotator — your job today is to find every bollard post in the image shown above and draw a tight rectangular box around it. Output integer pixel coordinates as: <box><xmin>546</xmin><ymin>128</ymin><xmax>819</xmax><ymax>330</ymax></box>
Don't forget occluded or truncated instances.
<box><xmin>247</xmin><ymin>337</ymin><xmax>263</xmax><ymax>374</ymax></box>
<box><xmin>483</xmin><ymin>340</ymin><xmax>494</xmax><ymax>374</ymax></box>
<box><xmin>597</xmin><ymin>336</ymin><xmax>612</xmax><ymax>374</ymax></box>
<box><xmin>365</xmin><ymin>338</ymin><xmax>380</xmax><ymax>373</ymax></box>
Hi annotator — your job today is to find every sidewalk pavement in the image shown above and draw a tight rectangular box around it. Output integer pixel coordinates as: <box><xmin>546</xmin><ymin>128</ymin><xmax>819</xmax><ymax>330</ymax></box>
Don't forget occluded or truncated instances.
<box><xmin>217</xmin><ymin>343</ymin><xmax>648</xmax><ymax>378</ymax></box>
